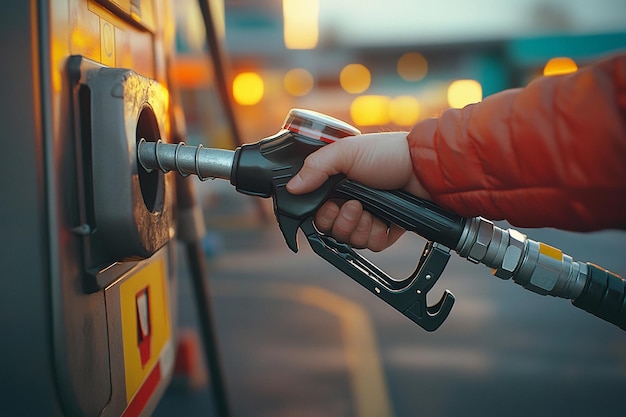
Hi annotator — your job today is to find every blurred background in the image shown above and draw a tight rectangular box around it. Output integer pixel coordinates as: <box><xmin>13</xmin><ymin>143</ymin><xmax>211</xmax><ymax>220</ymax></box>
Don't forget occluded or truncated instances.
<box><xmin>171</xmin><ymin>0</ymin><xmax>626</xmax><ymax>143</ymax></box>
<box><xmin>155</xmin><ymin>1</ymin><xmax>626</xmax><ymax>416</ymax></box>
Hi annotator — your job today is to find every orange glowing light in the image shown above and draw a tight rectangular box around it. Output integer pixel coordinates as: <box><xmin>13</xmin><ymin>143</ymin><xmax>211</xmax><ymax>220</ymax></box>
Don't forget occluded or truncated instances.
<box><xmin>350</xmin><ymin>96</ymin><xmax>391</xmax><ymax>126</ymax></box>
<box><xmin>397</xmin><ymin>52</ymin><xmax>428</xmax><ymax>82</ymax></box>
<box><xmin>170</xmin><ymin>56</ymin><xmax>214</xmax><ymax>88</ymax></box>
<box><xmin>284</xmin><ymin>68</ymin><xmax>314</xmax><ymax>96</ymax></box>
<box><xmin>283</xmin><ymin>0</ymin><xmax>319</xmax><ymax>49</ymax></box>
<box><xmin>447</xmin><ymin>80</ymin><xmax>482</xmax><ymax>109</ymax></box>
<box><xmin>233</xmin><ymin>72</ymin><xmax>264</xmax><ymax>106</ymax></box>
<box><xmin>340</xmin><ymin>64</ymin><xmax>371</xmax><ymax>94</ymax></box>
<box><xmin>543</xmin><ymin>57</ymin><xmax>578</xmax><ymax>76</ymax></box>
<box><xmin>389</xmin><ymin>96</ymin><xmax>420</xmax><ymax>126</ymax></box>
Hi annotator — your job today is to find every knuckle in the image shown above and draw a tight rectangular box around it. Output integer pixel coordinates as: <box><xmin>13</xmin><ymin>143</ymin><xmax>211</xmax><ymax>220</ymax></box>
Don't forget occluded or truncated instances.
<box><xmin>333</xmin><ymin>220</ymin><xmax>354</xmax><ymax>240</ymax></box>
<box><xmin>350</xmin><ymin>216</ymin><xmax>372</xmax><ymax>249</ymax></box>
<box><xmin>368</xmin><ymin>227</ymin><xmax>389</xmax><ymax>252</ymax></box>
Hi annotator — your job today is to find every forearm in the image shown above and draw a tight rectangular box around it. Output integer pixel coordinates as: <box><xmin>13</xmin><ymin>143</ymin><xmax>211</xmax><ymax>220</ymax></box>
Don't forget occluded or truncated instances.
<box><xmin>407</xmin><ymin>54</ymin><xmax>626</xmax><ymax>231</ymax></box>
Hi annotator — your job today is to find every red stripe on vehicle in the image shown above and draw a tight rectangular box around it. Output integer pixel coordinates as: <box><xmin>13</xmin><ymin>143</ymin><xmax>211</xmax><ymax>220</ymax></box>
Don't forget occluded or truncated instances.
<box><xmin>122</xmin><ymin>362</ymin><xmax>162</xmax><ymax>417</ymax></box>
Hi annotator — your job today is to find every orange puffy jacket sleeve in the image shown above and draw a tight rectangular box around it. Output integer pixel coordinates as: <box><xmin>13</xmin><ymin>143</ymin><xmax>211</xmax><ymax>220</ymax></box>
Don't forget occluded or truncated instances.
<box><xmin>407</xmin><ymin>54</ymin><xmax>626</xmax><ymax>232</ymax></box>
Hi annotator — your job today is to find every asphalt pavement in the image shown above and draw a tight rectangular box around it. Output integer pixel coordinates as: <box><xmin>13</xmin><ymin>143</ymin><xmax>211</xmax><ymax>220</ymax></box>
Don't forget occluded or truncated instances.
<box><xmin>154</xmin><ymin>189</ymin><xmax>626</xmax><ymax>417</ymax></box>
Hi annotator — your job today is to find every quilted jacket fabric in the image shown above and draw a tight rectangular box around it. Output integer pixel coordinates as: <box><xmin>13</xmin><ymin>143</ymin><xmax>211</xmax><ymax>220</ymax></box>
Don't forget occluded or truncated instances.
<box><xmin>407</xmin><ymin>54</ymin><xmax>626</xmax><ymax>231</ymax></box>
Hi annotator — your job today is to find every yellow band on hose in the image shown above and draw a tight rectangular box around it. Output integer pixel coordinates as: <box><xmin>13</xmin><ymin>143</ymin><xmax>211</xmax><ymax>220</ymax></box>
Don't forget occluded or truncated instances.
<box><xmin>539</xmin><ymin>242</ymin><xmax>562</xmax><ymax>261</ymax></box>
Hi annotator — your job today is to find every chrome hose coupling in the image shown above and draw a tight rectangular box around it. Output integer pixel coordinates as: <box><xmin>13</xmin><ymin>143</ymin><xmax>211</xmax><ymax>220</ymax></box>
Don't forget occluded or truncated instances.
<box><xmin>456</xmin><ymin>217</ymin><xmax>588</xmax><ymax>300</ymax></box>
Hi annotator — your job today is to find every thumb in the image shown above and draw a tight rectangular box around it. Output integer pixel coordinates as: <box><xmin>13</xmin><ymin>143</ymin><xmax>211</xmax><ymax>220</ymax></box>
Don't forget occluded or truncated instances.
<box><xmin>286</xmin><ymin>169</ymin><xmax>328</xmax><ymax>195</ymax></box>
<box><xmin>286</xmin><ymin>142</ymin><xmax>348</xmax><ymax>194</ymax></box>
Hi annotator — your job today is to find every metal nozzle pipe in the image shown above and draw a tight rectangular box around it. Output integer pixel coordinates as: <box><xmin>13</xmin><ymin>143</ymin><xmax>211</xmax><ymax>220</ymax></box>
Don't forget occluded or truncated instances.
<box><xmin>137</xmin><ymin>139</ymin><xmax>235</xmax><ymax>181</ymax></box>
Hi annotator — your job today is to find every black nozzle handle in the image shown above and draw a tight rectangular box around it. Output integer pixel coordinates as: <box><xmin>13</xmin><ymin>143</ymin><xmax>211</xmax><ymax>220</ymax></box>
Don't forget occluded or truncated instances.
<box><xmin>332</xmin><ymin>179</ymin><xmax>466</xmax><ymax>249</ymax></box>
<box><xmin>572</xmin><ymin>264</ymin><xmax>626</xmax><ymax>330</ymax></box>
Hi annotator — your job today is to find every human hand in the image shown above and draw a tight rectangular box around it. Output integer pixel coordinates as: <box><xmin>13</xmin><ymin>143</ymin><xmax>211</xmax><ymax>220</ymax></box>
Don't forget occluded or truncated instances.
<box><xmin>286</xmin><ymin>132</ymin><xmax>431</xmax><ymax>251</ymax></box>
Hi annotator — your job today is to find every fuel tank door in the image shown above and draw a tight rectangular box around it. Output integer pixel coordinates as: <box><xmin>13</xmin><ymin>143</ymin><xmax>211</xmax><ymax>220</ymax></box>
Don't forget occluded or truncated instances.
<box><xmin>70</xmin><ymin>57</ymin><xmax>175</xmax><ymax>291</ymax></box>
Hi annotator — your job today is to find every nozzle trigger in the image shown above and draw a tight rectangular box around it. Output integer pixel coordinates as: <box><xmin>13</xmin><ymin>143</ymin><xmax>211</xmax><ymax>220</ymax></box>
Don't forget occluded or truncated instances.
<box><xmin>298</xmin><ymin>219</ymin><xmax>455</xmax><ymax>332</ymax></box>
<box><xmin>277</xmin><ymin>214</ymin><xmax>302</xmax><ymax>253</ymax></box>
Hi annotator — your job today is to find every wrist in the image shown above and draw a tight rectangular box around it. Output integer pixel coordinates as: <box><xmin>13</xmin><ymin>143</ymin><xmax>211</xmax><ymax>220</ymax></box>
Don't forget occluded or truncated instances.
<box><xmin>404</xmin><ymin>130</ymin><xmax>433</xmax><ymax>200</ymax></box>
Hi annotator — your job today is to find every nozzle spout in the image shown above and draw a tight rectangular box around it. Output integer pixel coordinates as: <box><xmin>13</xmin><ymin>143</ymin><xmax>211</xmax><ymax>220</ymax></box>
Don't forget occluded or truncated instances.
<box><xmin>137</xmin><ymin>139</ymin><xmax>235</xmax><ymax>181</ymax></box>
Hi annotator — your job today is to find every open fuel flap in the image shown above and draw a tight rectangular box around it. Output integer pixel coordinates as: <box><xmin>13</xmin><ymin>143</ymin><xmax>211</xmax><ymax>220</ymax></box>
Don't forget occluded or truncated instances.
<box><xmin>70</xmin><ymin>56</ymin><xmax>175</xmax><ymax>292</ymax></box>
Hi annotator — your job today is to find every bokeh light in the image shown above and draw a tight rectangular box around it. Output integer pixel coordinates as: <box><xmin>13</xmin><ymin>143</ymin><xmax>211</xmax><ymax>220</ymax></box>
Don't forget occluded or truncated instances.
<box><xmin>397</xmin><ymin>52</ymin><xmax>428</xmax><ymax>82</ymax></box>
<box><xmin>283</xmin><ymin>68</ymin><xmax>314</xmax><ymax>96</ymax></box>
<box><xmin>389</xmin><ymin>96</ymin><xmax>420</xmax><ymax>126</ymax></box>
<box><xmin>340</xmin><ymin>64</ymin><xmax>371</xmax><ymax>94</ymax></box>
<box><xmin>283</xmin><ymin>0</ymin><xmax>319</xmax><ymax>49</ymax></box>
<box><xmin>350</xmin><ymin>95</ymin><xmax>391</xmax><ymax>126</ymax></box>
<box><xmin>543</xmin><ymin>57</ymin><xmax>578</xmax><ymax>76</ymax></box>
<box><xmin>233</xmin><ymin>72</ymin><xmax>264</xmax><ymax>106</ymax></box>
<box><xmin>447</xmin><ymin>79</ymin><xmax>482</xmax><ymax>109</ymax></box>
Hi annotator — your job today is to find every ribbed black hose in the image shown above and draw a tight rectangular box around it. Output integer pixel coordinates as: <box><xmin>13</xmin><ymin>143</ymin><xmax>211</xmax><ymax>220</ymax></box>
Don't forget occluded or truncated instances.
<box><xmin>573</xmin><ymin>264</ymin><xmax>626</xmax><ymax>330</ymax></box>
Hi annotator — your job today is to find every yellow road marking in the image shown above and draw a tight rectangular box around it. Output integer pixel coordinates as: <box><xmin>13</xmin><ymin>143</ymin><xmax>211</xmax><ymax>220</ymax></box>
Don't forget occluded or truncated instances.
<box><xmin>214</xmin><ymin>282</ymin><xmax>394</xmax><ymax>417</ymax></box>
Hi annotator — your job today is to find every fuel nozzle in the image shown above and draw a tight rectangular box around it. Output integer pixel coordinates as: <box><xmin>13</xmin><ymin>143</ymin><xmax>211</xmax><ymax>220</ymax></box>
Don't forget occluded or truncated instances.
<box><xmin>136</xmin><ymin>108</ymin><xmax>358</xmax><ymax>182</ymax></box>
<box><xmin>136</xmin><ymin>108</ymin><xmax>626</xmax><ymax>331</ymax></box>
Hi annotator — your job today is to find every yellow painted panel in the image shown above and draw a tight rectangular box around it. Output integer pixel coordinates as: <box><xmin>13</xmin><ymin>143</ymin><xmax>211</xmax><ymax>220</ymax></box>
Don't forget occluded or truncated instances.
<box><xmin>100</xmin><ymin>17</ymin><xmax>116</xmax><ymax>66</ymax></box>
<box><xmin>120</xmin><ymin>257</ymin><xmax>171</xmax><ymax>402</ymax></box>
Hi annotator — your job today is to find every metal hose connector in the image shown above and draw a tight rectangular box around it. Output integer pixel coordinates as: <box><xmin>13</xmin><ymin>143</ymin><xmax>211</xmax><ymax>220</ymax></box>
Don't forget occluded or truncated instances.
<box><xmin>456</xmin><ymin>217</ymin><xmax>587</xmax><ymax>300</ymax></box>
<box><xmin>137</xmin><ymin>139</ymin><xmax>235</xmax><ymax>181</ymax></box>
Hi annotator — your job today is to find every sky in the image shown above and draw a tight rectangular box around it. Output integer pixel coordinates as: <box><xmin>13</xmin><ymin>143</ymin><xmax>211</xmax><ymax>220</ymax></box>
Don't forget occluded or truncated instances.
<box><xmin>318</xmin><ymin>0</ymin><xmax>626</xmax><ymax>46</ymax></box>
